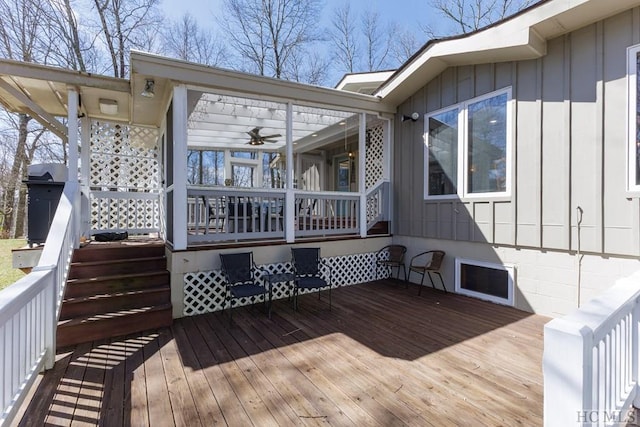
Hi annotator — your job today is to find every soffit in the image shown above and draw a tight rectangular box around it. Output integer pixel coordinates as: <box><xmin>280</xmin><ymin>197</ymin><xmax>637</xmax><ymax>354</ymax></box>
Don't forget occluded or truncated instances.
<box><xmin>0</xmin><ymin>59</ymin><xmax>130</xmax><ymax>125</ymax></box>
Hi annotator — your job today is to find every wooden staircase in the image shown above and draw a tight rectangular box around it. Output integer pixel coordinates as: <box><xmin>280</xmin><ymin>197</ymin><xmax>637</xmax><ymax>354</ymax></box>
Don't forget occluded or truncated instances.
<box><xmin>57</xmin><ymin>242</ymin><xmax>173</xmax><ymax>349</ymax></box>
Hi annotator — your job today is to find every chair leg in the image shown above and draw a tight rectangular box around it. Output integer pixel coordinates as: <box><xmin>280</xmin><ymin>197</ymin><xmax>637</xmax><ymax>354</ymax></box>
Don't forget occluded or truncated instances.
<box><xmin>427</xmin><ymin>272</ymin><xmax>437</xmax><ymax>290</ymax></box>
<box><xmin>435</xmin><ymin>272</ymin><xmax>447</xmax><ymax>293</ymax></box>
<box><xmin>329</xmin><ymin>285</ymin><xmax>332</xmax><ymax>310</ymax></box>
<box><xmin>406</xmin><ymin>269</ymin><xmax>411</xmax><ymax>289</ymax></box>
<box><xmin>402</xmin><ymin>265</ymin><xmax>407</xmax><ymax>282</ymax></box>
<box><xmin>418</xmin><ymin>272</ymin><xmax>426</xmax><ymax>295</ymax></box>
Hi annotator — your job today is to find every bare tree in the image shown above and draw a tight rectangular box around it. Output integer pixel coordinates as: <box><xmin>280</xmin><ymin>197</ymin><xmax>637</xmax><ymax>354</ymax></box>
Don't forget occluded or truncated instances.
<box><xmin>162</xmin><ymin>13</ymin><xmax>226</xmax><ymax>66</ymax></box>
<box><xmin>0</xmin><ymin>0</ymin><xmax>54</xmax><ymax>238</ymax></box>
<box><xmin>361</xmin><ymin>10</ymin><xmax>393</xmax><ymax>72</ymax></box>
<box><xmin>391</xmin><ymin>27</ymin><xmax>423</xmax><ymax>65</ymax></box>
<box><xmin>91</xmin><ymin>0</ymin><xmax>162</xmax><ymax>77</ymax></box>
<box><xmin>286</xmin><ymin>49</ymin><xmax>330</xmax><ymax>85</ymax></box>
<box><xmin>429</xmin><ymin>0</ymin><xmax>536</xmax><ymax>35</ymax></box>
<box><xmin>330</xmin><ymin>2</ymin><xmax>358</xmax><ymax>74</ymax></box>
<box><xmin>220</xmin><ymin>0</ymin><xmax>323</xmax><ymax>82</ymax></box>
<box><xmin>40</xmin><ymin>0</ymin><xmax>95</xmax><ymax>72</ymax></box>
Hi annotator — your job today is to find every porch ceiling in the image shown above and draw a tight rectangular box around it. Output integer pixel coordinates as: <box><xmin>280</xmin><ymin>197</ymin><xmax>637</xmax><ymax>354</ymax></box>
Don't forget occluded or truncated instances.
<box><xmin>186</xmin><ymin>91</ymin><xmax>366</xmax><ymax>152</ymax></box>
<box><xmin>0</xmin><ymin>59</ymin><xmax>130</xmax><ymax>127</ymax></box>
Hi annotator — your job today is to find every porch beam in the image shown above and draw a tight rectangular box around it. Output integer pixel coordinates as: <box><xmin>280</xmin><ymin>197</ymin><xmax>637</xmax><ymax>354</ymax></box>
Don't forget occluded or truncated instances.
<box><xmin>0</xmin><ymin>59</ymin><xmax>130</xmax><ymax>92</ymax></box>
<box><xmin>0</xmin><ymin>78</ymin><xmax>68</xmax><ymax>141</ymax></box>
<box><xmin>131</xmin><ymin>51</ymin><xmax>395</xmax><ymax>114</ymax></box>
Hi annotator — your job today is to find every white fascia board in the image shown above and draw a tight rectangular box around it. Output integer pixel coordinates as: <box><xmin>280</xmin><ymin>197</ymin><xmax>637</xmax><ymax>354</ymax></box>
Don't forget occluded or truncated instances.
<box><xmin>130</xmin><ymin>51</ymin><xmax>395</xmax><ymax>115</ymax></box>
<box><xmin>0</xmin><ymin>58</ymin><xmax>129</xmax><ymax>92</ymax></box>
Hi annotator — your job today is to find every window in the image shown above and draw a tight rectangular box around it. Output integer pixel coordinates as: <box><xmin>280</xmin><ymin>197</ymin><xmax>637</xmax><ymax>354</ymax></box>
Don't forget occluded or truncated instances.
<box><xmin>627</xmin><ymin>45</ymin><xmax>640</xmax><ymax>192</ymax></box>
<box><xmin>455</xmin><ymin>258</ymin><xmax>514</xmax><ymax>306</ymax></box>
<box><xmin>186</xmin><ymin>149</ymin><xmax>225</xmax><ymax>185</ymax></box>
<box><xmin>424</xmin><ymin>89</ymin><xmax>511</xmax><ymax>199</ymax></box>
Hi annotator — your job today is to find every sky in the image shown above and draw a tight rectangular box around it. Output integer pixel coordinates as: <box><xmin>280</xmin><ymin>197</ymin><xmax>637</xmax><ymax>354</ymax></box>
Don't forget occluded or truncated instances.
<box><xmin>159</xmin><ymin>0</ymin><xmax>435</xmax><ymax>85</ymax></box>
<box><xmin>161</xmin><ymin>0</ymin><xmax>431</xmax><ymax>32</ymax></box>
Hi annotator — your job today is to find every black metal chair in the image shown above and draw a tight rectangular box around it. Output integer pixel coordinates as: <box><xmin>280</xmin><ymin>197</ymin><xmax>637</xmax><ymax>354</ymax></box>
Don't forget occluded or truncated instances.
<box><xmin>219</xmin><ymin>252</ymin><xmax>270</xmax><ymax>323</ymax></box>
<box><xmin>291</xmin><ymin>247</ymin><xmax>332</xmax><ymax>310</ymax></box>
<box><xmin>408</xmin><ymin>250</ymin><xmax>447</xmax><ymax>295</ymax></box>
<box><xmin>375</xmin><ymin>244</ymin><xmax>407</xmax><ymax>280</ymax></box>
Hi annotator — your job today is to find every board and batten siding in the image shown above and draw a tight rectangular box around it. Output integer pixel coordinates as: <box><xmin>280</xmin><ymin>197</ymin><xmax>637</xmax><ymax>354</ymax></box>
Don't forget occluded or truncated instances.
<box><xmin>394</xmin><ymin>7</ymin><xmax>640</xmax><ymax>258</ymax></box>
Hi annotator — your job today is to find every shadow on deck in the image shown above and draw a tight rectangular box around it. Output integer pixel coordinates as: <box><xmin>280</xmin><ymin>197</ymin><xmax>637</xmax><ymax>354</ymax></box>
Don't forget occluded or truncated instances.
<box><xmin>15</xmin><ymin>279</ymin><xmax>548</xmax><ymax>426</ymax></box>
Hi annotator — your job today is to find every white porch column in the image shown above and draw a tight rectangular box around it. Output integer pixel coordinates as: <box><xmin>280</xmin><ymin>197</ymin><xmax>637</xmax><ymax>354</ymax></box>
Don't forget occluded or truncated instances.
<box><xmin>285</xmin><ymin>102</ymin><xmax>295</xmax><ymax>243</ymax></box>
<box><xmin>67</xmin><ymin>87</ymin><xmax>81</xmax><ymax>247</ymax></box>
<box><xmin>358</xmin><ymin>113</ymin><xmax>367</xmax><ymax>238</ymax></box>
<box><xmin>172</xmin><ymin>85</ymin><xmax>188</xmax><ymax>250</ymax></box>
<box><xmin>80</xmin><ymin>116</ymin><xmax>91</xmax><ymax>239</ymax></box>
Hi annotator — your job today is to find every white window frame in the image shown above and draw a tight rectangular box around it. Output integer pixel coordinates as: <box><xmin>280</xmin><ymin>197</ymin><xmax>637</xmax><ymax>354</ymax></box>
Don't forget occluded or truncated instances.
<box><xmin>627</xmin><ymin>44</ymin><xmax>640</xmax><ymax>193</ymax></box>
<box><xmin>455</xmin><ymin>258</ymin><xmax>515</xmax><ymax>306</ymax></box>
<box><xmin>424</xmin><ymin>88</ymin><xmax>513</xmax><ymax>200</ymax></box>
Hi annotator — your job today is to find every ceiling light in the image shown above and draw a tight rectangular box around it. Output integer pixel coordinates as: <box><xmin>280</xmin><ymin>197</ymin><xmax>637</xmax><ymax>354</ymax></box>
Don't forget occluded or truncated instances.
<box><xmin>339</xmin><ymin>121</ymin><xmax>346</xmax><ymax>125</ymax></box>
<box><xmin>99</xmin><ymin>98</ymin><xmax>118</xmax><ymax>115</ymax></box>
<box><xmin>141</xmin><ymin>79</ymin><xmax>155</xmax><ymax>98</ymax></box>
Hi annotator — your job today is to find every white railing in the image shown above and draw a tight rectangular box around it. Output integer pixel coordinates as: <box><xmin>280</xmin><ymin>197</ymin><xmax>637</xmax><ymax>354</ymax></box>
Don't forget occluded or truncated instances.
<box><xmin>186</xmin><ymin>187</ymin><xmax>363</xmax><ymax>244</ymax></box>
<box><xmin>294</xmin><ymin>191</ymin><xmax>359</xmax><ymax>237</ymax></box>
<box><xmin>544</xmin><ymin>271</ymin><xmax>640</xmax><ymax>427</ymax></box>
<box><xmin>366</xmin><ymin>180</ymin><xmax>389</xmax><ymax>229</ymax></box>
<box><xmin>0</xmin><ymin>181</ymin><xmax>79</xmax><ymax>427</ymax></box>
<box><xmin>187</xmin><ymin>187</ymin><xmax>286</xmax><ymax>244</ymax></box>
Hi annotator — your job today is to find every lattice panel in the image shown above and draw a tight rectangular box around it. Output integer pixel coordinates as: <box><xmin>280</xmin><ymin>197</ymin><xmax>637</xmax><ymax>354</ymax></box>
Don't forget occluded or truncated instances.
<box><xmin>129</xmin><ymin>126</ymin><xmax>159</xmax><ymax>149</ymax></box>
<box><xmin>182</xmin><ymin>251</ymin><xmax>385</xmax><ymax>316</ymax></box>
<box><xmin>90</xmin><ymin>196</ymin><xmax>160</xmax><ymax>231</ymax></box>
<box><xmin>366</xmin><ymin>126</ymin><xmax>384</xmax><ymax>190</ymax></box>
<box><xmin>89</xmin><ymin>121</ymin><xmax>160</xmax><ymax>191</ymax></box>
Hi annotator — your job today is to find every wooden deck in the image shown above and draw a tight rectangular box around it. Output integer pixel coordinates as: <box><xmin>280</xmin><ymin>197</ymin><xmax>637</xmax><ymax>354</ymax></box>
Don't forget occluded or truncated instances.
<box><xmin>15</xmin><ymin>279</ymin><xmax>548</xmax><ymax>426</ymax></box>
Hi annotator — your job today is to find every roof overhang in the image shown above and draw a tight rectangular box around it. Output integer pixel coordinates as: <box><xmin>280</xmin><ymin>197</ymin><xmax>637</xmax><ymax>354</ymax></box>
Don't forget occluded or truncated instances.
<box><xmin>376</xmin><ymin>0</ymin><xmax>640</xmax><ymax>105</ymax></box>
<box><xmin>0</xmin><ymin>59</ymin><xmax>130</xmax><ymax>138</ymax></box>
<box><xmin>129</xmin><ymin>51</ymin><xmax>395</xmax><ymax>129</ymax></box>
<box><xmin>335</xmin><ymin>70</ymin><xmax>395</xmax><ymax>94</ymax></box>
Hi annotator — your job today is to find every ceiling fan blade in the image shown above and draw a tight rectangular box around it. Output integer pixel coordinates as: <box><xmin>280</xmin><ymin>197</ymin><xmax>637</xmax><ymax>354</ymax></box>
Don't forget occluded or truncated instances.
<box><xmin>261</xmin><ymin>134</ymin><xmax>282</xmax><ymax>139</ymax></box>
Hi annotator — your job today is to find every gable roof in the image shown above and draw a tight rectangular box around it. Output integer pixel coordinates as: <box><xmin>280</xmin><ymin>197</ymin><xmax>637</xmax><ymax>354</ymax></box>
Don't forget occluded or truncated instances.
<box><xmin>376</xmin><ymin>0</ymin><xmax>640</xmax><ymax>105</ymax></box>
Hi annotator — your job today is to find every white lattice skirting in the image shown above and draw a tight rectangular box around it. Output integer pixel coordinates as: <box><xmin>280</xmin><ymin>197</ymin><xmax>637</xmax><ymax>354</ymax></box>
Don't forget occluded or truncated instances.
<box><xmin>183</xmin><ymin>251</ymin><xmax>393</xmax><ymax>315</ymax></box>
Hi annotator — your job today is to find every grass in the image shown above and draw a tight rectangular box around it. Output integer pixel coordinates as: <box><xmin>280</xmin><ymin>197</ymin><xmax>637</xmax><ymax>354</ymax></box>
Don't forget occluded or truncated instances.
<box><xmin>0</xmin><ymin>238</ymin><xmax>28</xmax><ymax>291</ymax></box>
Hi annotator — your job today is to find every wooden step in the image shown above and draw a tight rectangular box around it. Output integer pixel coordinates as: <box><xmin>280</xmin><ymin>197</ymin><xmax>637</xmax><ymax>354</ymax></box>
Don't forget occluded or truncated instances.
<box><xmin>68</xmin><ymin>256</ymin><xmax>167</xmax><ymax>280</ymax></box>
<box><xmin>64</xmin><ymin>271</ymin><xmax>170</xmax><ymax>298</ymax></box>
<box><xmin>368</xmin><ymin>221</ymin><xmax>389</xmax><ymax>236</ymax></box>
<box><xmin>72</xmin><ymin>242</ymin><xmax>165</xmax><ymax>263</ymax></box>
<box><xmin>59</xmin><ymin>286</ymin><xmax>171</xmax><ymax>320</ymax></box>
<box><xmin>56</xmin><ymin>304</ymin><xmax>173</xmax><ymax>349</ymax></box>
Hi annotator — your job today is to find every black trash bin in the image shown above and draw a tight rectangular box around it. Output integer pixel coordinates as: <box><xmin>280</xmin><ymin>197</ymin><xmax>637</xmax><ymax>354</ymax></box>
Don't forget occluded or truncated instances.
<box><xmin>23</xmin><ymin>164</ymin><xmax>67</xmax><ymax>246</ymax></box>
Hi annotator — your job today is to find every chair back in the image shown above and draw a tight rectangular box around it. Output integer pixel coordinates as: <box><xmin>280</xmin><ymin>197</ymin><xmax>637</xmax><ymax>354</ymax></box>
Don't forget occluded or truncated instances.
<box><xmin>426</xmin><ymin>250</ymin><xmax>445</xmax><ymax>271</ymax></box>
<box><xmin>228</xmin><ymin>201</ymin><xmax>253</xmax><ymax>217</ymax></box>
<box><xmin>386</xmin><ymin>245</ymin><xmax>406</xmax><ymax>263</ymax></box>
<box><xmin>292</xmin><ymin>247</ymin><xmax>321</xmax><ymax>276</ymax></box>
<box><xmin>220</xmin><ymin>252</ymin><xmax>254</xmax><ymax>284</ymax></box>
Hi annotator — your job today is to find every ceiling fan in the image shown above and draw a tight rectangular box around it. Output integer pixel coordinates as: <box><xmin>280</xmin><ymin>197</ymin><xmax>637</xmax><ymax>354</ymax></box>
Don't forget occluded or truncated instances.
<box><xmin>247</xmin><ymin>127</ymin><xmax>281</xmax><ymax>145</ymax></box>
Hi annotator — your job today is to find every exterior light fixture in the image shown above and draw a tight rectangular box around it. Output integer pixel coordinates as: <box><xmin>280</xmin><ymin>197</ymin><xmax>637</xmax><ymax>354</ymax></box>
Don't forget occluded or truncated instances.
<box><xmin>401</xmin><ymin>112</ymin><xmax>420</xmax><ymax>122</ymax></box>
<box><xmin>99</xmin><ymin>98</ymin><xmax>118</xmax><ymax>115</ymax></box>
<box><xmin>141</xmin><ymin>79</ymin><xmax>155</xmax><ymax>98</ymax></box>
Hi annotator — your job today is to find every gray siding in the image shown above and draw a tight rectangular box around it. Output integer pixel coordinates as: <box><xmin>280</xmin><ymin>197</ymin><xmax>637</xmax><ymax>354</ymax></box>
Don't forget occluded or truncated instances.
<box><xmin>394</xmin><ymin>7</ymin><xmax>640</xmax><ymax>257</ymax></box>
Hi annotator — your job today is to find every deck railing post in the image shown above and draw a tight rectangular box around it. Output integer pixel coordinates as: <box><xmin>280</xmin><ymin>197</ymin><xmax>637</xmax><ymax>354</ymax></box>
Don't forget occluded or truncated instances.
<box><xmin>634</xmin><ymin>297</ymin><xmax>640</xmax><ymax>408</ymax></box>
<box><xmin>543</xmin><ymin>319</ymin><xmax>593</xmax><ymax>427</ymax></box>
<box><xmin>34</xmin><ymin>265</ymin><xmax>57</xmax><ymax>370</ymax></box>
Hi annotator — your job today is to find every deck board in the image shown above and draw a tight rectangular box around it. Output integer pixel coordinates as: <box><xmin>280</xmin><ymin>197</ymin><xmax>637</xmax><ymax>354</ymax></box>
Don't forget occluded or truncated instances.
<box><xmin>15</xmin><ymin>279</ymin><xmax>548</xmax><ymax>426</ymax></box>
